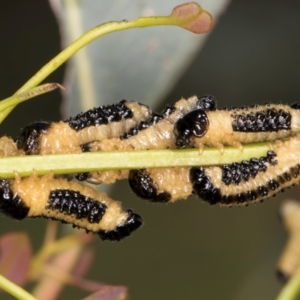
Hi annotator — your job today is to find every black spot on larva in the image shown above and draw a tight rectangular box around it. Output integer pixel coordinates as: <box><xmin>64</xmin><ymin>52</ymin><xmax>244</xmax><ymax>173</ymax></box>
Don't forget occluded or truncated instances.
<box><xmin>268</xmin><ymin>180</ymin><xmax>280</xmax><ymax>190</ymax></box>
<box><xmin>236</xmin><ymin>193</ymin><xmax>247</xmax><ymax>204</ymax></box>
<box><xmin>196</xmin><ymin>95</ymin><xmax>217</xmax><ymax>111</ymax></box>
<box><xmin>291</xmin><ymin>165</ymin><xmax>300</xmax><ymax>178</ymax></box>
<box><xmin>277</xmin><ymin>175</ymin><xmax>286</xmax><ymax>185</ymax></box>
<box><xmin>190</xmin><ymin>167</ymin><xmax>222</xmax><ymax>205</ymax></box>
<box><xmin>161</xmin><ymin>105</ymin><xmax>176</xmax><ymax>116</ymax></box>
<box><xmin>221</xmin><ymin>152</ymin><xmax>277</xmax><ymax>185</ymax></box>
<box><xmin>290</xmin><ymin>103</ymin><xmax>300</xmax><ymax>110</ymax></box>
<box><xmin>175</xmin><ymin>109</ymin><xmax>209</xmax><ymax>149</ymax></box>
<box><xmin>75</xmin><ymin>143</ymin><xmax>92</xmax><ymax>181</ymax></box>
<box><xmin>98</xmin><ymin>210</ymin><xmax>143</xmax><ymax>241</ymax></box>
<box><xmin>47</xmin><ymin>189</ymin><xmax>107</xmax><ymax>223</ymax></box>
<box><xmin>247</xmin><ymin>190</ymin><xmax>257</xmax><ymax>201</ymax></box>
<box><xmin>120</xmin><ymin>112</ymin><xmax>164</xmax><ymax>140</ymax></box>
<box><xmin>75</xmin><ymin>173</ymin><xmax>91</xmax><ymax>182</ymax></box>
<box><xmin>66</xmin><ymin>100</ymin><xmax>135</xmax><ymax>131</ymax></box>
<box><xmin>231</xmin><ymin>109</ymin><xmax>291</xmax><ymax>132</ymax></box>
<box><xmin>75</xmin><ymin>144</ymin><xmax>92</xmax><ymax>181</ymax></box>
<box><xmin>258</xmin><ymin>186</ymin><xmax>269</xmax><ymax>197</ymax></box>
<box><xmin>266</xmin><ymin>150</ymin><xmax>278</xmax><ymax>165</ymax></box>
<box><xmin>120</xmin><ymin>105</ymin><xmax>176</xmax><ymax>140</ymax></box>
<box><xmin>80</xmin><ymin>143</ymin><xmax>91</xmax><ymax>152</ymax></box>
<box><xmin>283</xmin><ymin>172</ymin><xmax>292</xmax><ymax>181</ymax></box>
<box><xmin>16</xmin><ymin>121</ymin><xmax>50</xmax><ymax>154</ymax></box>
<box><xmin>128</xmin><ymin>170</ymin><xmax>171</xmax><ymax>202</ymax></box>
<box><xmin>0</xmin><ymin>179</ymin><xmax>30</xmax><ymax>220</ymax></box>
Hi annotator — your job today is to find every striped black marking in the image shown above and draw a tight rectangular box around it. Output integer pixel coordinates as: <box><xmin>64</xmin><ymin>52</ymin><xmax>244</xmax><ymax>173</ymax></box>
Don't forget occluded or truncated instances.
<box><xmin>190</xmin><ymin>163</ymin><xmax>300</xmax><ymax>206</ymax></box>
<box><xmin>231</xmin><ymin>108</ymin><xmax>291</xmax><ymax>132</ymax></box>
<box><xmin>120</xmin><ymin>106</ymin><xmax>175</xmax><ymax>140</ymax></box>
<box><xmin>47</xmin><ymin>189</ymin><xmax>107</xmax><ymax>223</ymax></box>
<box><xmin>222</xmin><ymin>151</ymin><xmax>277</xmax><ymax>185</ymax></box>
<box><xmin>66</xmin><ymin>100</ymin><xmax>134</xmax><ymax>131</ymax></box>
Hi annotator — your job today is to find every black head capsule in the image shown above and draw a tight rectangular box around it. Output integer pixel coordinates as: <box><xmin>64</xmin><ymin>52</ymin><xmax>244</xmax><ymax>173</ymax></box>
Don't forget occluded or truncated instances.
<box><xmin>290</xmin><ymin>103</ymin><xmax>300</xmax><ymax>110</ymax></box>
<box><xmin>189</xmin><ymin>167</ymin><xmax>222</xmax><ymax>205</ymax></box>
<box><xmin>128</xmin><ymin>170</ymin><xmax>171</xmax><ymax>202</ymax></box>
<box><xmin>98</xmin><ymin>210</ymin><xmax>143</xmax><ymax>241</ymax></box>
<box><xmin>0</xmin><ymin>179</ymin><xmax>30</xmax><ymax>220</ymax></box>
<box><xmin>15</xmin><ymin>121</ymin><xmax>50</xmax><ymax>154</ymax></box>
<box><xmin>174</xmin><ymin>109</ymin><xmax>209</xmax><ymax>149</ymax></box>
<box><xmin>196</xmin><ymin>95</ymin><xmax>217</xmax><ymax>111</ymax></box>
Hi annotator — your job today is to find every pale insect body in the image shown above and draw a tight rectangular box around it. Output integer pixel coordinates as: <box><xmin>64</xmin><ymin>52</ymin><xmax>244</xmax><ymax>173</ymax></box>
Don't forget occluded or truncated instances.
<box><xmin>128</xmin><ymin>152</ymin><xmax>277</xmax><ymax>203</ymax></box>
<box><xmin>192</xmin><ymin>134</ymin><xmax>300</xmax><ymax>205</ymax></box>
<box><xmin>16</xmin><ymin>100</ymin><xmax>152</xmax><ymax>155</ymax></box>
<box><xmin>0</xmin><ymin>173</ymin><xmax>142</xmax><ymax>241</ymax></box>
<box><xmin>175</xmin><ymin>100</ymin><xmax>300</xmax><ymax>149</ymax></box>
<box><xmin>129</xmin><ymin>134</ymin><xmax>300</xmax><ymax>205</ymax></box>
<box><xmin>277</xmin><ymin>199</ymin><xmax>300</xmax><ymax>282</ymax></box>
<box><xmin>0</xmin><ymin>136</ymin><xmax>23</xmax><ymax>157</ymax></box>
<box><xmin>129</xmin><ymin>167</ymin><xmax>192</xmax><ymax>203</ymax></box>
<box><xmin>85</xmin><ymin>95</ymin><xmax>213</xmax><ymax>184</ymax></box>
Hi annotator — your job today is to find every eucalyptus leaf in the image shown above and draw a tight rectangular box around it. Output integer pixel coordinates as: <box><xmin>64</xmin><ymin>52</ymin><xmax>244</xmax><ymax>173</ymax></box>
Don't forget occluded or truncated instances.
<box><xmin>49</xmin><ymin>0</ymin><xmax>229</xmax><ymax>116</ymax></box>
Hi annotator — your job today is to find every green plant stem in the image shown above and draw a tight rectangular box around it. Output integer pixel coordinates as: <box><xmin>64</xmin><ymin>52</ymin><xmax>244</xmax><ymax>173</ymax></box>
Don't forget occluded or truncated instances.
<box><xmin>277</xmin><ymin>265</ymin><xmax>300</xmax><ymax>300</ymax></box>
<box><xmin>15</xmin><ymin>16</ymin><xmax>180</xmax><ymax>95</ymax></box>
<box><xmin>0</xmin><ymin>13</ymin><xmax>197</xmax><ymax>122</ymax></box>
<box><xmin>0</xmin><ymin>143</ymin><xmax>270</xmax><ymax>178</ymax></box>
<box><xmin>0</xmin><ymin>274</ymin><xmax>37</xmax><ymax>300</ymax></box>
<box><xmin>0</xmin><ymin>84</ymin><xmax>62</xmax><ymax>112</ymax></box>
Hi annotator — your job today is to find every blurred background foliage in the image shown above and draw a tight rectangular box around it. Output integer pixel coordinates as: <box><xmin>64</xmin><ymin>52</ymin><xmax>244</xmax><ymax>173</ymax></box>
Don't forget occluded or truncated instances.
<box><xmin>0</xmin><ymin>1</ymin><xmax>300</xmax><ymax>299</ymax></box>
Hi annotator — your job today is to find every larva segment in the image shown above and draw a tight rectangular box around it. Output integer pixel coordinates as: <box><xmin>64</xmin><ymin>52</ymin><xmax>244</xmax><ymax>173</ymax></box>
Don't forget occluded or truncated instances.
<box><xmin>0</xmin><ymin>174</ymin><xmax>143</xmax><ymax>241</ymax></box>
<box><xmin>86</xmin><ymin>95</ymin><xmax>215</xmax><ymax>184</ymax></box>
<box><xmin>190</xmin><ymin>135</ymin><xmax>300</xmax><ymax>206</ymax></box>
<box><xmin>129</xmin><ymin>135</ymin><xmax>300</xmax><ymax>205</ymax></box>
<box><xmin>128</xmin><ymin>168</ymin><xmax>192</xmax><ymax>203</ymax></box>
<box><xmin>128</xmin><ymin>152</ymin><xmax>276</xmax><ymax>203</ymax></box>
<box><xmin>15</xmin><ymin>100</ymin><xmax>152</xmax><ymax>155</ymax></box>
<box><xmin>277</xmin><ymin>199</ymin><xmax>300</xmax><ymax>282</ymax></box>
<box><xmin>90</xmin><ymin>96</ymin><xmax>215</xmax><ymax>152</ymax></box>
<box><xmin>175</xmin><ymin>102</ymin><xmax>300</xmax><ymax>148</ymax></box>
<box><xmin>0</xmin><ymin>136</ymin><xmax>23</xmax><ymax>157</ymax></box>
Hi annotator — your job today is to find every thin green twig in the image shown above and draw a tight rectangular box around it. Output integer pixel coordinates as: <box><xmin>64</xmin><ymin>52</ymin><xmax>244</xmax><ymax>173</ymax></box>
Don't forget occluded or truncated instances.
<box><xmin>0</xmin><ymin>143</ymin><xmax>270</xmax><ymax>178</ymax></box>
<box><xmin>0</xmin><ymin>274</ymin><xmax>37</xmax><ymax>300</ymax></box>
<box><xmin>0</xmin><ymin>3</ymin><xmax>211</xmax><ymax>123</ymax></box>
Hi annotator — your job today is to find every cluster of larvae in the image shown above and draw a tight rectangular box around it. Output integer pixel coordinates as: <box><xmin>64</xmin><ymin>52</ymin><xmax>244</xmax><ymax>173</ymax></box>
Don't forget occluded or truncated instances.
<box><xmin>1</xmin><ymin>96</ymin><xmax>300</xmax><ymax>249</ymax></box>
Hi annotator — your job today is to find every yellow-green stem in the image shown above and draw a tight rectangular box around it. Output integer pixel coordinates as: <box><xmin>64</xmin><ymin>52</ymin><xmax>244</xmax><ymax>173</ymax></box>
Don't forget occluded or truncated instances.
<box><xmin>0</xmin><ymin>274</ymin><xmax>37</xmax><ymax>300</ymax></box>
<box><xmin>0</xmin><ymin>13</ymin><xmax>197</xmax><ymax>123</ymax></box>
<box><xmin>0</xmin><ymin>143</ymin><xmax>270</xmax><ymax>178</ymax></box>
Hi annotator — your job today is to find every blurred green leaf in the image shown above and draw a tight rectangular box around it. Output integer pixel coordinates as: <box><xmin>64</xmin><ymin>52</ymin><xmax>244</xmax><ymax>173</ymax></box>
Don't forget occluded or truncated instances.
<box><xmin>49</xmin><ymin>0</ymin><xmax>229</xmax><ymax>116</ymax></box>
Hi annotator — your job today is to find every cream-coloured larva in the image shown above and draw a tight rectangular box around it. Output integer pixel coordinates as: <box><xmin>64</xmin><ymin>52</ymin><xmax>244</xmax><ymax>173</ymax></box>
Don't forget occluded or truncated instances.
<box><xmin>16</xmin><ymin>100</ymin><xmax>152</xmax><ymax>155</ymax></box>
<box><xmin>85</xmin><ymin>95</ymin><xmax>213</xmax><ymax>184</ymax></box>
<box><xmin>277</xmin><ymin>199</ymin><xmax>300</xmax><ymax>282</ymax></box>
<box><xmin>0</xmin><ymin>136</ymin><xmax>23</xmax><ymax>157</ymax></box>
<box><xmin>15</xmin><ymin>96</ymin><xmax>211</xmax><ymax>183</ymax></box>
<box><xmin>0</xmin><ymin>173</ymin><xmax>142</xmax><ymax>241</ymax></box>
<box><xmin>175</xmin><ymin>101</ymin><xmax>300</xmax><ymax>150</ymax></box>
<box><xmin>129</xmin><ymin>135</ymin><xmax>300</xmax><ymax>205</ymax></box>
